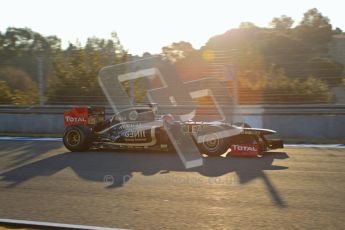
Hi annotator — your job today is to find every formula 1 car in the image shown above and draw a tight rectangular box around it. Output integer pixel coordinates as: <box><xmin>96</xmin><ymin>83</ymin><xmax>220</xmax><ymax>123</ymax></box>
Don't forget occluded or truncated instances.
<box><xmin>62</xmin><ymin>105</ymin><xmax>283</xmax><ymax>157</ymax></box>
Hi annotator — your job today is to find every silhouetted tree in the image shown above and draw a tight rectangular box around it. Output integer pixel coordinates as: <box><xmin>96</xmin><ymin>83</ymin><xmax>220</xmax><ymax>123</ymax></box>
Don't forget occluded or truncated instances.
<box><xmin>161</xmin><ymin>41</ymin><xmax>195</xmax><ymax>62</ymax></box>
<box><xmin>239</xmin><ymin>22</ymin><xmax>258</xmax><ymax>29</ymax></box>
<box><xmin>269</xmin><ymin>15</ymin><xmax>294</xmax><ymax>29</ymax></box>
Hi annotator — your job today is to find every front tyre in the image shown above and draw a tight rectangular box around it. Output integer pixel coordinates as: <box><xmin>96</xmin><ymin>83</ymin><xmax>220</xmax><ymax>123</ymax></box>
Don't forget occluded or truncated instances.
<box><xmin>196</xmin><ymin>125</ymin><xmax>229</xmax><ymax>157</ymax></box>
<box><xmin>63</xmin><ymin>125</ymin><xmax>92</xmax><ymax>151</ymax></box>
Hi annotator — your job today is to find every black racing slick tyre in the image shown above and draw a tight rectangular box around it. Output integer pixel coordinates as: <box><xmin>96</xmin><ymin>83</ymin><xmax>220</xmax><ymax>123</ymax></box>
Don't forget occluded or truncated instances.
<box><xmin>63</xmin><ymin>125</ymin><xmax>92</xmax><ymax>152</ymax></box>
<box><xmin>196</xmin><ymin>125</ymin><xmax>229</xmax><ymax>157</ymax></box>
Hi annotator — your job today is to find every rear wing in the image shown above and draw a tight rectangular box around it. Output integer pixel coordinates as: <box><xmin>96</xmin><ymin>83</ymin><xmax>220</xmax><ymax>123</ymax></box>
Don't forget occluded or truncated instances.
<box><xmin>64</xmin><ymin>107</ymin><xmax>105</xmax><ymax>127</ymax></box>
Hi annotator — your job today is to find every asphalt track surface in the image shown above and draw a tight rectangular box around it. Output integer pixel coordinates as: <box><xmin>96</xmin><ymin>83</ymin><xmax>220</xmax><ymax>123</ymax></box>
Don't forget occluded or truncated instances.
<box><xmin>0</xmin><ymin>140</ymin><xmax>344</xmax><ymax>229</ymax></box>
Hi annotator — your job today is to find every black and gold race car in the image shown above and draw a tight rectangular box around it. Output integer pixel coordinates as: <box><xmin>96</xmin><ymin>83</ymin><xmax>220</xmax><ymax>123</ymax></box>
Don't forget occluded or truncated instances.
<box><xmin>62</xmin><ymin>105</ymin><xmax>283</xmax><ymax>157</ymax></box>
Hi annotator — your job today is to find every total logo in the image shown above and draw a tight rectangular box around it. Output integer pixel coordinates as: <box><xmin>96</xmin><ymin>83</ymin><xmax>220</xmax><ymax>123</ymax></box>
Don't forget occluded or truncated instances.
<box><xmin>232</xmin><ymin>144</ymin><xmax>258</xmax><ymax>152</ymax></box>
<box><xmin>65</xmin><ymin>116</ymin><xmax>87</xmax><ymax>123</ymax></box>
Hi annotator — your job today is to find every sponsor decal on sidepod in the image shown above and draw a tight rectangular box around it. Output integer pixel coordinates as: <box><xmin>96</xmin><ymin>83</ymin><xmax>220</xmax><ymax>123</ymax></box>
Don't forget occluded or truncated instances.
<box><xmin>65</xmin><ymin>116</ymin><xmax>87</xmax><ymax>123</ymax></box>
<box><xmin>230</xmin><ymin>144</ymin><xmax>259</xmax><ymax>156</ymax></box>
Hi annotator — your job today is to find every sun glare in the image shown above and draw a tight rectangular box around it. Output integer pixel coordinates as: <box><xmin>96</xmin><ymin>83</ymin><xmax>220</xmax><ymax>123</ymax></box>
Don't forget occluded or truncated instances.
<box><xmin>0</xmin><ymin>0</ymin><xmax>343</xmax><ymax>54</ymax></box>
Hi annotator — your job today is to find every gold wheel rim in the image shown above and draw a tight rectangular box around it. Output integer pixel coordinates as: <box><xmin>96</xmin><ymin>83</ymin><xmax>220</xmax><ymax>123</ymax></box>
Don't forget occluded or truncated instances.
<box><xmin>66</xmin><ymin>130</ymin><xmax>81</xmax><ymax>147</ymax></box>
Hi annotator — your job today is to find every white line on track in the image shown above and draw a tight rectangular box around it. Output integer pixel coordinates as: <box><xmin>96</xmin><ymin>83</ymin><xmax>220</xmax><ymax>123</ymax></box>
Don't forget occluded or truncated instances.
<box><xmin>284</xmin><ymin>144</ymin><xmax>345</xmax><ymax>148</ymax></box>
<box><xmin>0</xmin><ymin>136</ymin><xmax>62</xmax><ymax>141</ymax></box>
<box><xmin>0</xmin><ymin>218</ymin><xmax>128</xmax><ymax>230</ymax></box>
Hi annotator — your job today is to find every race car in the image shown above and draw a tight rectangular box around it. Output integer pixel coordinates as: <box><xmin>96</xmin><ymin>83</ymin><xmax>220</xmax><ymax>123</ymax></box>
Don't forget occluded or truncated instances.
<box><xmin>62</xmin><ymin>105</ymin><xmax>283</xmax><ymax>157</ymax></box>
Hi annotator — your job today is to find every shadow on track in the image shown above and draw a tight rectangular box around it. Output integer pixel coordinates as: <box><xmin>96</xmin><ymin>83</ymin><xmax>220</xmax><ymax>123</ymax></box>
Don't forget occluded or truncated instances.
<box><xmin>0</xmin><ymin>141</ymin><xmax>63</xmax><ymax>168</ymax></box>
<box><xmin>0</xmin><ymin>150</ymin><xmax>288</xmax><ymax>207</ymax></box>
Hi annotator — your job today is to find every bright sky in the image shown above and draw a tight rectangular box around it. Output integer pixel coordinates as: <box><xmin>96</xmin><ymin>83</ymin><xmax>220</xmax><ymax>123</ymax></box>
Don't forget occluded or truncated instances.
<box><xmin>1</xmin><ymin>0</ymin><xmax>343</xmax><ymax>55</ymax></box>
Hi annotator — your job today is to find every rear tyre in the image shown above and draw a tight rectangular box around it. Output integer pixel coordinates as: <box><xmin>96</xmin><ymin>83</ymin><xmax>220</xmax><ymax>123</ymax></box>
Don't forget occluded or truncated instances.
<box><xmin>63</xmin><ymin>125</ymin><xmax>92</xmax><ymax>151</ymax></box>
<box><xmin>196</xmin><ymin>125</ymin><xmax>229</xmax><ymax>157</ymax></box>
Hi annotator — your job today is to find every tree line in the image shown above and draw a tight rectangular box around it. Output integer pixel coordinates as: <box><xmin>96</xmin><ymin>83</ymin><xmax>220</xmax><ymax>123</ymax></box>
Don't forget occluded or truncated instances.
<box><xmin>0</xmin><ymin>8</ymin><xmax>344</xmax><ymax>105</ymax></box>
